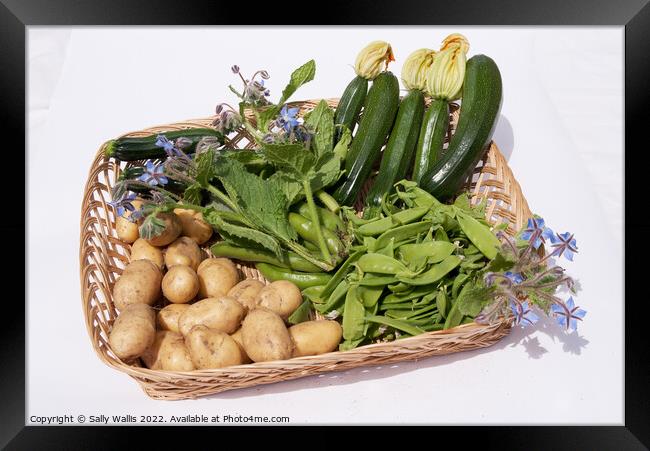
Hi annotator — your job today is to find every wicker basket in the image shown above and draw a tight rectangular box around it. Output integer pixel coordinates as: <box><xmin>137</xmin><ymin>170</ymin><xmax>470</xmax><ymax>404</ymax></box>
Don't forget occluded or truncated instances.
<box><xmin>79</xmin><ymin>98</ymin><xmax>533</xmax><ymax>400</ymax></box>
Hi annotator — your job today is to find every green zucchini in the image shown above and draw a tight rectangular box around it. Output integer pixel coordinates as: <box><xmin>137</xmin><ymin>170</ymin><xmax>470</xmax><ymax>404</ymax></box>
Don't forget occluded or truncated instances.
<box><xmin>421</xmin><ymin>55</ymin><xmax>502</xmax><ymax>201</ymax></box>
<box><xmin>118</xmin><ymin>166</ymin><xmax>187</xmax><ymax>194</ymax></box>
<box><xmin>105</xmin><ymin>128</ymin><xmax>223</xmax><ymax>161</ymax></box>
<box><xmin>333</xmin><ymin>71</ymin><xmax>400</xmax><ymax>206</ymax></box>
<box><xmin>334</xmin><ymin>75</ymin><xmax>368</xmax><ymax>143</ymax></box>
<box><xmin>412</xmin><ymin>98</ymin><xmax>449</xmax><ymax>185</ymax></box>
<box><xmin>364</xmin><ymin>89</ymin><xmax>425</xmax><ymax>214</ymax></box>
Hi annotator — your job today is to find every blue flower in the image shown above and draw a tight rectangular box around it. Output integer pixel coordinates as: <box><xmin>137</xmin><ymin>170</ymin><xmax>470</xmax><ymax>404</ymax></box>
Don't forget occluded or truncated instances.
<box><xmin>155</xmin><ymin>135</ymin><xmax>182</xmax><ymax>157</ymax></box>
<box><xmin>138</xmin><ymin>160</ymin><xmax>168</xmax><ymax>186</ymax></box>
<box><xmin>504</xmin><ymin>271</ymin><xmax>524</xmax><ymax>284</ymax></box>
<box><xmin>510</xmin><ymin>300</ymin><xmax>539</xmax><ymax>327</ymax></box>
<box><xmin>551</xmin><ymin>232</ymin><xmax>578</xmax><ymax>261</ymax></box>
<box><xmin>276</xmin><ymin>105</ymin><xmax>300</xmax><ymax>132</ymax></box>
<box><xmin>109</xmin><ymin>192</ymin><xmax>137</xmax><ymax>217</ymax></box>
<box><xmin>551</xmin><ymin>297</ymin><xmax>586</xmax><ymax>331</ymax></box>
<box><xmin>520</xmin><ymin>217</ymin><xmax>555</xmax><ymax>249</ymax></box>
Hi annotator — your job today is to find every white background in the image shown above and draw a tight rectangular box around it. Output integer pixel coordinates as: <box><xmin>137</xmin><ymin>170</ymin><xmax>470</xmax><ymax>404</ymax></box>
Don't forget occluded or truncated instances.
<box><xmin>27</xmin><ymin>27</ymin><xmax>623</xmax><ymax>425</ymax></box>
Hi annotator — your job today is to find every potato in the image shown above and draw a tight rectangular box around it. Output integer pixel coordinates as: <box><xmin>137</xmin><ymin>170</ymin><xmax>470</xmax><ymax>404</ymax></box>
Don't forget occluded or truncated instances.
<box><xmin>157</xmin><ymin>303</ymin><xmax>190</xmax><ymax>333</ymax></box>
<box><xmin>174</xmin><ymin>208</ymin><xmax>213</xmax><ymax>245</ymax></box>
<box><xmin>197</xmin><ymin>260</ymin><xmax>240</xmax><ymax>299</ymax></box>
<box><xmin>197</xmin><ymin>257</ymin><xmax>237</xmax><ymax>276</ymax></box>
<box><xmin>141</xmin><ymin>330</ymin><xmax>177</xmax><ymax>369</ymax></box>
<box><xmin>227</xmin><ymin>279</ymin><xmax>265</xmax><ymax>312</ymax></box>
<box><xmin>178</xmin><ymin>296</ymin><xmax>246</xmax><ymax>336</ymax></box>
<box><xmin>164</xmin><ymin>236</ymin><xmax>203</xmax><ymax>271</ymax></box>
<box><xmin>254</xmin><ymin>280</ymin><xmax>302</xmax><ymax>320</ymax></box>
<box><xmin>230</xmin><ymin>327</ymin><xmax>252</xmax><ymax>363</ymax></box>
<box><xmin>108</xmin><ymin>304</ymin><xmax>155</xmax><ymax>361</ymax></box>
<box><xmin>162</xmin><ymin>265</ymin><xmax>199</xmax><ymax>304</ymax></box>
<box><xmin>241</xmin><ymin>308</ymin><xmax>293</xmax><ymax>362</ymax></box>
<box><xmin>289</xmin><ymin>320</ymin><xmax>343</xmax><ymax>357</ymax></box>
<box><xmin>145</xmin><ymin>212</ymin><xmax>182</xmax><ymax>247</ymax></box>
<box><xmin>130</xmin><ymin>238</ymin><xmax>164</xmax><ymax>269</ymax></box>
<box><xmin>142</xmin><ymin>331</ymin><xmax>195</xmax><ymax>371</ymax></box>
<box><xmin>116</xmin><ymin>199</ymin><xmax>144</xmax><ymax>243</ymax></box>
<box><xmin>113</xmin><ymin>259</ymin><xmax>162</xmax><ymax>310</ymax></box>
<box><xmin>185</xmin><ymin>325</ymin><xmax>244</xmax><ymax>369</ymax></box>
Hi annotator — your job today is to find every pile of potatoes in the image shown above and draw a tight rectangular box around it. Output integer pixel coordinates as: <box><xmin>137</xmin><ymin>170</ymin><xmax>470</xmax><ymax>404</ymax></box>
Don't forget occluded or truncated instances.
<box><xmin>108</xmin><ymin>208</ymin><xmax>343</xmax><ymax>371</ymax></box>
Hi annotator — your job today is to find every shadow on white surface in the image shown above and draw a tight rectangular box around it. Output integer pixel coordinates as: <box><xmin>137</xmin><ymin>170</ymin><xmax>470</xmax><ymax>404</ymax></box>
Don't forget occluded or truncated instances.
<box><xmin>493</xmin><ymin>114</ymin><xmax>514</xmax><ymax>161</ymax></box>
<box><xmin>206</xmin><ymin>319</ymin><xmax>589</xmax><ymax>400</ymax></box>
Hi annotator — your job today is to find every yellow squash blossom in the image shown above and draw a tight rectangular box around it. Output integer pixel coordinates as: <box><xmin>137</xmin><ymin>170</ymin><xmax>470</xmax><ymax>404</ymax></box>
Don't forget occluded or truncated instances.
<box><xmin>354</xmin><ymin>41</ymin><xmax>395</xmax><ymax>80</ymax></box>
<box><xmin>401</xmin><ymin>48</ymin><xmax>436</xmax><ymax>92</ymax></box>
<box><xmin>426</xmin><ymin>33</ymin><xmax>470</xmax><ymax>100</ymax></box>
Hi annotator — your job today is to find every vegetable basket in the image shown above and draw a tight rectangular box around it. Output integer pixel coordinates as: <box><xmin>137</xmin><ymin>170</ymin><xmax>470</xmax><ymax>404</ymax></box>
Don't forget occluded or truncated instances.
<box><xmin>80</xmin><ymin>98</ymin><xmax>533</xmax><ymax>400</ymax></box>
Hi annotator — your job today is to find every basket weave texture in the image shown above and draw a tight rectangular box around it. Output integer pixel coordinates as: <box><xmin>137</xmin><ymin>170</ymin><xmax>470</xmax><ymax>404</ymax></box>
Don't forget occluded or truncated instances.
<box><xmin>79</xmin><ymin>99</ymin><xmax>532</xmax><ymax>400</ymax></box>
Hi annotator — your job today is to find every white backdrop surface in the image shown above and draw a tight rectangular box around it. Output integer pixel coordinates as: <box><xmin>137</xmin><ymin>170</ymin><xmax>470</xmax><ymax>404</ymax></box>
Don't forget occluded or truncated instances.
<box><xmin>27</xmin><ymin>27</ymin><xmax>623</xmax><ymax>425</ymax></box>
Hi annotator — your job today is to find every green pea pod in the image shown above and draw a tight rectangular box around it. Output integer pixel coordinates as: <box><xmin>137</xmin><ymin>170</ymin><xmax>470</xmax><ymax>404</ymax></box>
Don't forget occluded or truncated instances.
<box><xmin>357</xmin><ymin>253</ymin><xmax>411</xmax><ymax>275</ymax></box>
<box><xmin>210</xmin><ymin>242</ymin><xmax>323</xmax><ymax>273</ymax></box>
<box><xmin>385</xmin><ymin>304</ymin><xmax>438</xmax><ymax>320</ymax></box>
<box><xmin>375</xmin><ymin>238</ymin><xmax>395</xmax><ymax>258</ymax></box>
<box><xmin>356</xmin><ymin>206</ymin><xmax>429</xmax><ymax>236</ymax></box>
<box><xmin>255</xmin><ymin>263</ymin><xmax>332</xmax><ymax>290</ymax></box>
<box><xmin>342</xmin><ymin>287</ymin><xmax>366</xmax><ymax>342</ymax></box>
<box><xmin>382</xmin><ymin>284</ymin><xmax>439</xmax><ymax>304</ymax></box>
<box><xmin>320</xmin><ymin>250</ymin><xmax>363</xmax><ymax>299</ymax></box>
<box><xmin>288</xmin><ymin>300</ymin><xmax>312</xmax><ymax>325</ymax></box>
<box><xmin>357</xmin><ymin>284</ymin><xmax>384</xmax><ymax>308</ymax></box>
<box><xmin>289</xmin><ymin>212</ymin><xmax>343</xmax><ymax>257</ymax></box>
<box><xmin>436</xmin><ymin>289</ymin><xmax>448</xmax><ymax>319</ymax></box>
<box><xmin>302</xmin><ymin>285</ymin><xmax>326</xmax><ymax>303</ymax></box>
<box><xmin>452</xmin><ymin>273</ymin><xmax>470</xmax><ymax>299</ymax></box>
<box><xmin>397</xmin><ymin>255</ymin><xmax>461</xmax><ymax>286</ymax></box>
<box><xmin>387</xmin><ymin>282</ymin><xmax>413</xmax><ymax>293</ymax></box>
<box><xmin>355</xmin><ymin>275</ymin><xmax>399</xmax><ymax>286</ymax></box>
<box><xmin>421</xmin><ymin>323</ymin><xmax>445</xmax><ymax>332</ymax></box>
<box><xmin>434</xmin><ymin>227</ymin><xmax>450</xmax><ymax>242</ymax></box>
<box><xmin>455</xmin><ymin>209</ymin><xmax>501</xmax><ymax>260</ymax></box>
<box><xmin>373</xmin><ymin>221</ymin><xmax>433</xmax><ymax>250</ymax></box>
<box><xmin>444</xmin><ymin>282</ymin><xmax>471</xmax><ymax>329</ymax></box>
<box><xmin>365</xmin><ymin>315</ymin><xmax>425</xmax><ymax>336</ymax></box>
<box><xmin>297</xmin><ymin>202</ymin><xmax>344</xmax><ymax>232</ymax></box>
<box><xmin>315</xmin><ymin>280</ymin><xmax>349</xmax><ymax>314</ymax></box>
<box><xmin>397</xmin><ymin>241</ymin><xmax>456</xmax><ymax>265</ymax></box>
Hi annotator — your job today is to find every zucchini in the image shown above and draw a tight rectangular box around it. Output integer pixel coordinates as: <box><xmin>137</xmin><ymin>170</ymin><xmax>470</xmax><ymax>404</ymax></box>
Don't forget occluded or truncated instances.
<box><xmin>333</xmin><ymin>71</ymin><xmax>400</xmax><ymax>206</ymax></box>
<box><xmin>364</xmin><ymin>89</ymin><xmax>425</xmax><ymax>214</ymax></box>
<box><xmin>105</xmin><ymin>128</ymin><xmax>223</xmax><ymax>161</ymax></box>
<box><xmin>412</xmin><ymin>98</ymin><xmax>449</xmax><ymax>185</ymax></box>
<box><xmin>334</xmin><ymin>75</ymin><xmax>368</xmax><ymax>143</ymax></box>
<box><xmin>421</xmin><ymin>55</ymin><xmax>502</xmax><ymax>201</ymax></box>
<box><xmin>118</xmin><ymin>166</ymin><xmax>187</xmax><ymax>194</ymax></box>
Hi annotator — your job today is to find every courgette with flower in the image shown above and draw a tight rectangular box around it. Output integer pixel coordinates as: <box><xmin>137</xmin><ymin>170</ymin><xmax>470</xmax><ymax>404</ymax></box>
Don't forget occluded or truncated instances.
<box><xmin>334</xmin><ymin>41</ymin><xmax>394</xmax><ymax>144</ymax></box>
<box><xmin>363</xmin><ymin>49</ymin><xmax>433</xmax><ymax>217</ymax></box>
<box><xmin>412</xmin><ymin>34</ymin><xmax>470</xmax><ymax>185</ymax></box>
<box><xmin>105</xmin><ymin>128</ymin><xmax>223</xmax><ymax>161</ymax></box>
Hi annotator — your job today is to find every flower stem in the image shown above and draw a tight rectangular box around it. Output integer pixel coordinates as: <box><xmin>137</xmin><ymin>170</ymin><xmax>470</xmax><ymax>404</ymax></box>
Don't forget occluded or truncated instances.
<box><xmin>303</xmin><ymin>181</ymin><xmax>332</xmax><ymax>264</ymax></box>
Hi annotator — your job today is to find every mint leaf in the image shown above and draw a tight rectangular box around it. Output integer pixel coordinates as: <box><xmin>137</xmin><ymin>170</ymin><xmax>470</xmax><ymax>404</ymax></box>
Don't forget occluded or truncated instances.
<box><xmin>195</xmin><ymin>148</ymin><xmax>215</xmax><ymax>186</ymax></box>
<box><xmin>267</xmin><ymin>171</ymin><xmax>303</xmax><ymax>205</ymax></box>
<box><xmin>310</xmin><ymin>153</ymin><xmax>342</xmax><ymax>192</ymax></box>
<box><xmin>456</xmin><ymin>280</ymin><xmax>493</xmax><ymax>317</ymax></box>
<box><xmin>204</xmin><ymin>209</ymin><xmax>283</xmax><ymax>257</ymax></box>
<box><xmin>261</xmin><ymin>143</ymin><xmax>314</xmax><ymax>178</ymax></box>
<box><xmin>183</xmin><ymin>182</ymin><xmax>203</xmax><ymax>205</ymax></box>
<box><xmin>305</xmin><ymin>99</ymin><xmax>334</xmax><ymax>157</ymax></box>
<box><xmin>278</xmin><ymin>59</ymin><xmax>316</xmax><ymax>107</ymax></box>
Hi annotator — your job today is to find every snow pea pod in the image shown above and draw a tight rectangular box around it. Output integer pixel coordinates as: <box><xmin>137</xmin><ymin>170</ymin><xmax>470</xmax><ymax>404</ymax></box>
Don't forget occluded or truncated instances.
<box><xmin>355</xmin><ymin>275</ymin><xmax>399</xmax><ymax>286</ymax></box>
<box><xmin>436</xmin><ymin>289</ymin><xmax>448</xmax><ymax>319</ymax></box>
<box><xmin>373</xmin><ymin>220</ymin><xmax>433</xmax><ymax>250</ymax></box>
<box><xmin>302</xmin><ymin>285</ymin><xmax>326</xmax><ymax>303</ymax></box>
<box><xmin>452</xmin><ymin>273</ymin><xmax>470</xmax><ymax>299</ymax></box>
<box><xmin>455</xmin><ymin>209</ymin><xmax>501</xmax><ymax>260</ymax></box>
<box><xmin>255</xmin><ymin>263</ymin><xmax>332</xmax><ymax>290</ymax></box>
<box><xmin>356</xmin><ymin>206</ymin><xmax>429</xmax><ymax>236</ymax></box>
<box><xmin>315</xmin><ymin>280</ymin><xmax>349</xmax><ymax>314</ymax></box>
<box><xmin>385</xmin><ymin>304</ymin><xmax>438</xmax><ymax>320</ymax></box>
<box><xmin>289</xmin><ymin>212</ymin><xmax>343</xmax><ymax>257</ymax></box>
<box><xmin>365</xmin><ymin>315</ymin><xmax>425</xmax><ymax>336</ymax></box>
<box><xmin>397</xmin><ymin>255</ymin><xmax>461</xmax><ymax>286</ymax></box>
<box><xmin>320</xmin><ymin>249</ymin><xmax>363</xmax><ymax>299</ymax></box>
<box><xmin>210</xmin><ymin>242</ymin><xmax>322</xmax><ymax>273</ymax></box>
<box><xmin>288</xmin><ymin>300</ymin><xmax>312</xmax><ymax>324</ymax></box>
<box><xmin>357</xmin><ymin>253</ymin><xmax>411</xmax><ymax>275</ymax></box>
<box><xmin>358</xmin><ymin>285</ymin><xmax>384</xmax><ymax>308</ymax></box>
<box><xmin>297</xmin><ymin>202</ymin><xmax>344</xmax><ymax>232</ymax></box>
<box><xmin>382</xmin><ymin>284</ymin><xmax>439</xmax><ymax>304</ymax></box>
<box><xmin>444</xmin><ymin>281</ymin><xmax>473</xmax><ymax>329</ymax></box>
<box><xmin>342</xmin><ymin>287</ymin><xmax>366</xmax><ymax>342</ymax></box>
<box><xmin>397</xmin><ymin>241</ymin><xmax>456</xmax><ymax>265</ymax></box>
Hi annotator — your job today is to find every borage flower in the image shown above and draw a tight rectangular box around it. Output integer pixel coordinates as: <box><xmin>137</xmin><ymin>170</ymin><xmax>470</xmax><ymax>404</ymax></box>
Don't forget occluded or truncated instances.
<box><xmin>276</xmin><ymin>105</ymin><xmax>300</xmax><ymax>132</ymax></box>
<box><xmin>520</xmin><ymin>217</ymin><xmax>555</xmax><ymax>249</ymax></box>
<box><xmin>510</xmin><ymin>300</ymin><xmax>539</xmax><ymax>327</ymax></box>
<box><xmin>551</xmin><ymin>232</ymin><xmax>578</xmax><ymax>261</ymax></box>
<box><xmin>109</xmin><ymin>192</ymin><xmax>137</xmax><ymax>217</ymax></box>
<box><xmin>138</xmin><ymin>160</ymin><xmax>168</xmax><ymax>186</ymax></box>
<box><xmin>504</xmin><ymin>271</ymin><xmax>524</xmax><ymax>285</ymax></box>
<box><xmin>155</xmin><ymin>135</ymin><xmax>183</xmax><ymax>157</ymax></box>
<box><xmin>551</xmin><ymin>297</ymin><xmax>586</xmax><ymax>332</ymax></box>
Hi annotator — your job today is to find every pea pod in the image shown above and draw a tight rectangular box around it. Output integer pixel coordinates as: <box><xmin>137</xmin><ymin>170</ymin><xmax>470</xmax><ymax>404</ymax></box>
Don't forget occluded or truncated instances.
<box><xmin>210</xmin><ymin>242</ymin><xmax>322</xmax><ymax>273</ymax></box>
<box><xmin>452</xmin><ymin>273</ymin><xmax>470</xmax><ymax>299</ymax></box>
<box><xmin>315</xmin><ymin>280</ymin><xmax>349</xmax><ymax>314</ymax></box>
<box><xmin>355</xmin><ymin>275</ymin><xmax>399</xmax><ymax>286</ymax></box>
<box><xmin>397</xmin><ymin>241</ymin><xmax>456</xmax><ymax>265</ymax></box>
<box><xmin>342</xmin><ymin>287</ymin><xmax>366</xmax><ymax>342</ymax></box>
<box><xmin>297</xmin><ymin>202</ymin><xmax>344</xmax><ymax>232</ymax></box>
<box><xmin>288</xmin><ymin>300</ymin><xmax>312</xmax><ymax>324</ymax></box>
<box><xmin>436</xmin><ymin>289</ymin><xmax>448</xmax><ymax>319</ymax></box>
<box><xmin>397</xmin><ymin>255</ymin><xmax>461</xmax><ymax>286</ymax></box>
<box><xmin>385</xmin><ymin>304</ymin><xmax>437</xmax><ymax>320</ymax></box>
<box><xmin>356</xmin><ymin>206</ymin><xmax>429</xmax><ymax>236</ymax></box>
<box><xmin>365</xmin><ymin>315</ymin><xmax>425</xmax><ymax>336</ymax></box>
<box><xmin>382</xmin><ymin>284</ymin><xmax>439</xmax><ymax>305</ymax></box>
<box><xmin>357</xmin><ymin>284</ymin><xmax>384</xmax><ymax>308</ymax></box>
<box><xmin>289</xmin><ymin>213</ymin><xmax>343</xmax><ymax>257</ymax></box>
<box><xmin>255</xmin><ymin>263</ymin><xmax>332</xmax><ymax>290</ymax></box>
<box><xmin>444</xmin><ymin>281</ymin><xmax>472</xmax><ymax>330</ymax></box>
<box><xmin>373</xmin><ymin>220</ymin><xmax>433</xmax><ymax>250</ymax></box>
<box><xmin>302</xmin><ymin>285</ymin><xmax>326</xmax><ymax>303</ymax></box>
<box><xmin>320</xmin><ymin>250</ymin><xmax>363</xmax><ymax>299</ymax></box>
<box><xmin>455</xmin><ymin>209</ymin><xmax>501</xmax><ymax>260</ymax></box>
<box><xmin>357</xmin><ymin>253</ymin><xmax>412</xmax><ymax>275</ymax></box>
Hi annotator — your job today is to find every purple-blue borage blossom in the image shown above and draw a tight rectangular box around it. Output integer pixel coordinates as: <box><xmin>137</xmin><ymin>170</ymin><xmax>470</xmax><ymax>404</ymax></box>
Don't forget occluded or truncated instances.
<box><xmin>138</xmin><ymin>160</ymin><xmax>168</xmax><ymax>186</ymax></box>
<box><xmin>551</xmin><ymin>297</ymin><xmax>586</xmax><ymax>331</ymax></box>
<box><xmin>510</xmin><ymin>300</ymin><xmax>539</xmax><ymax>327</ymax></box>
<box><xmin>276</xmin><ymin>105</ymin><xmax>300</xmax><ymax>132</ymax></box>
<box><xmin>551</xmin><ymin>232</ymin><xmax>578</xmax><ymax>261</ymax></box>
<box><xmin>520</xmin><ymin>217</ymin><xmax>556</xmax><ymax>249</ymax></box>
<box><xmin>109</xmin><ymin>192</ymin><xmax>137</xmax><ymax>217</ymax></box>
<box><xmin>504</xmin><ymin>271</ymin><xmax>524</xmax><ymax>285</ymax></box>
<box><xmin>155</xmin><ymin>135</ymin><xmax>183</xmax><ymax>157</ymax></box>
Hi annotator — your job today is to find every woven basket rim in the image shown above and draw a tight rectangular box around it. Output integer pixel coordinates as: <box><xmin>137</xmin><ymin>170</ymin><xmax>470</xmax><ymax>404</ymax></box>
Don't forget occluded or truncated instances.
<box><xmin>80</xmin><ymin>97</ymin><xmax>532</xmax><ymax>399</ymax></box>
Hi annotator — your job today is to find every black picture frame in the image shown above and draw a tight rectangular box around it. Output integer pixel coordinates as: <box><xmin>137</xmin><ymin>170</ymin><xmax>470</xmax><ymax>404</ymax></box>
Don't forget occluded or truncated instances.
<box><xmin>8</xmin><ymin>0</ymin><xmax>647</xmax><ymax>447</ymax></box>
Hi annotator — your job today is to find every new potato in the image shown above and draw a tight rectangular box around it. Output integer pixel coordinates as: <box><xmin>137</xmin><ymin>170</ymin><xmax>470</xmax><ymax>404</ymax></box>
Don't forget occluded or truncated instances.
<box><xmin>230</xmin><ymin>327</ymin><xmax>252</xmax><ymax>363</ymax></box>
<box><xmin>142</xmin><ymin>331</ymin><xmax>195</xmax><ymax>371</ymax></box>
<box><xmin>162</xmin><ymin>265</ymin><xmax>200</xmax><ymax>304</ymax></box>
<box><xmin>227</xmin><ymin>279</ymin><xmax>265</xmax><ymax>312</ymax></box>
<box><xmin>113</xmin><ymin>259</ymin><xmax>162</xmax><ymax>310</ymax></box>
<box><xmin>185</xmin><ymin>325</ymin><xmax>244</xmax><ymax>369</ymax></box>
<box><xmin>130</xmin><ymin>238</ymin><xmax>164</xmax><ymax>269</ymax></box>
<box><xmin>174</xmin><ymin>208</ymin><xmax>213</xmax><ymax>244</ymax></box>
<box><xmin>197</xmin><ymin>259</ymin><xmax>240</xmax><ymax>298</ymax></box>
<box><xmin>289</xmin><ymin>320</ymin><xmax>343</xmax><ymax>357</ymax></box>
<box><xmin>116</xmin><ymin>199</ymin><xmax>143</xmax><ymax>243</ymax></box>
<box><xmin>254</xmin><ymin>280</ymin><xmax>302</xmax><ymax>320</ymax></box>
<box><xmin>108</xmin><ymin>304</ymin><xmax>156</xmax><ymax>361</ymax></box>
<box><xmin>241</xmin><ymin>308</ymin><xmax>293</xmax><ymax>362</ymax></box>
<box><xmin>178</xmin><ymin>296</ymin><xmax>246</xmax><ymax>336</ymax></box>
<box><xmin>164</xmin><ymin>236</ymin><xmax>203</xmax><ymax>270</ymax></box>
<box><xmin>157</xmin><ymin>304</ymin><xmax>190</xmax><ymax>333</ymax></box>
